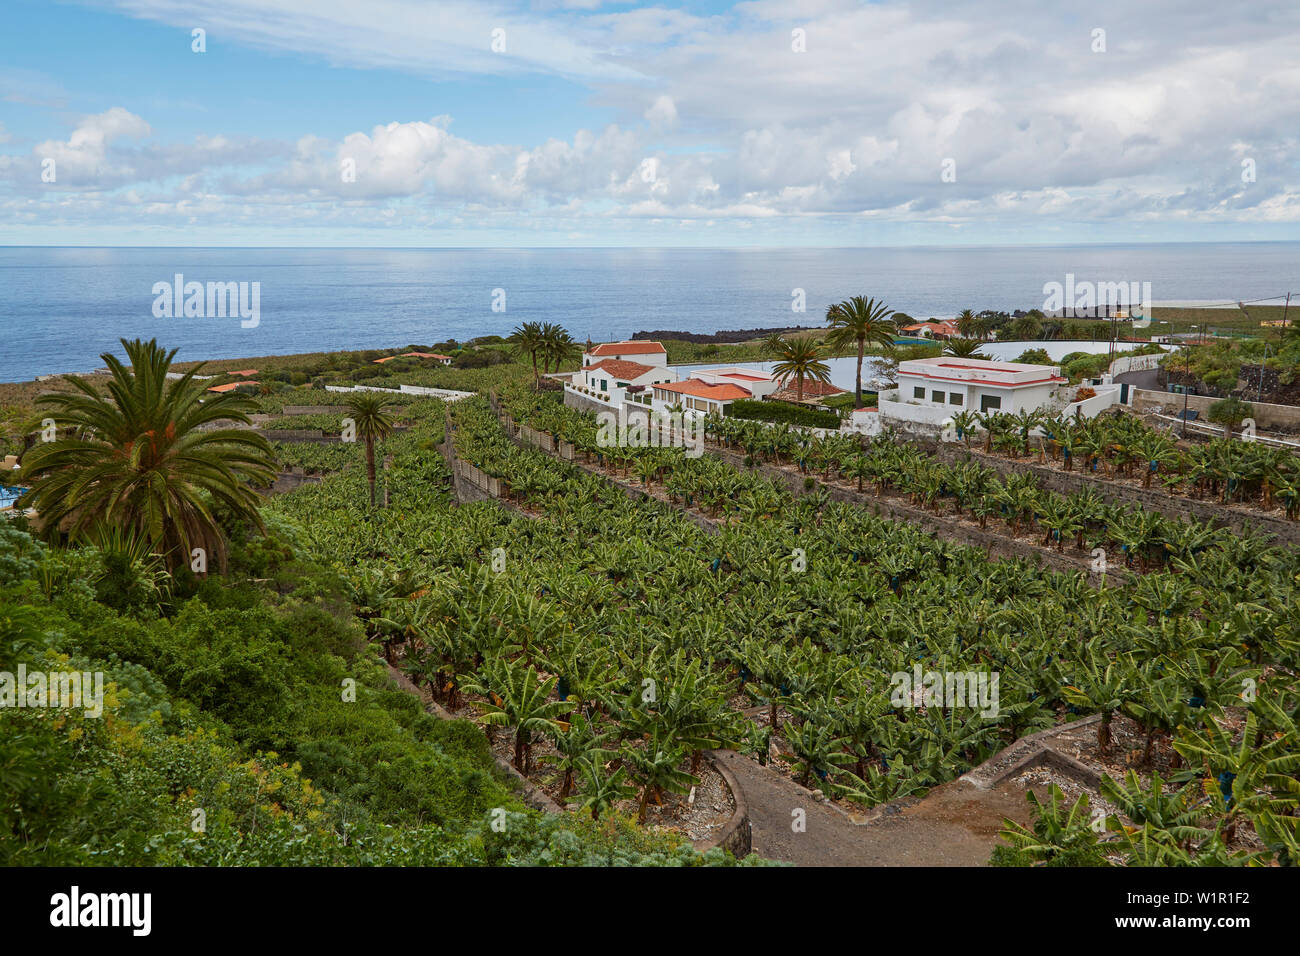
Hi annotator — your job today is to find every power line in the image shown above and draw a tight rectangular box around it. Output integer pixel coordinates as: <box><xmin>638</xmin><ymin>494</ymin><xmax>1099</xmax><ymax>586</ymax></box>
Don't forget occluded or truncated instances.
<box><xmin>1173</xmin><ymin>293</ymin><xmax>1292</xmax><ymax>309</ymax></box>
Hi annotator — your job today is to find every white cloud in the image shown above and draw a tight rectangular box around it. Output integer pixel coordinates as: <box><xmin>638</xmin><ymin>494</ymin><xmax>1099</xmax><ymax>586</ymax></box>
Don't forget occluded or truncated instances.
<box><xmin>6</xmin><ymin>0</ymin><xmax>1300</xmax><ymax>236</ymax></box>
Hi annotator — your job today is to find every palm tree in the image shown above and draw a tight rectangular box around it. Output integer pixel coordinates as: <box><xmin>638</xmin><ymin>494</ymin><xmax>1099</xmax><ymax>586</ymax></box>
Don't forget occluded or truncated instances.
<box><xmin>344</xmin><ymin>393</ymin><xmax>395</xmax><ymax>508</ymax></box>
<box><xmin>955</xmin><ymin>309</ymin><xmax>978</xmax><ymax>338</ymax></box>
<box><xmin>540</xmin><ymin>322</ymin><xmax>580</xmax><ymax>374</ymax></box>
<box><xmin>825</xmin><ymin>296</ymin><xmax>895</xmax><ymax>407</ymax></box>
<box><xmin>943</xmin><ymin>338</ymin><xmax>989</xmax><ymax>359</ymax></box>
<box><xmin>508</xmin><ymin>321</ymin><xmax>545</xmax><ymax>387</ymax></box>
<box><xmin>17</xmin><ymin>338</ymin><xmax>275</xmax><ymax>571</ymax></box>
<box><xmin>770</xmin><ymin>336</ymin><xmax>833</xmax><ymax>403</ymax></box>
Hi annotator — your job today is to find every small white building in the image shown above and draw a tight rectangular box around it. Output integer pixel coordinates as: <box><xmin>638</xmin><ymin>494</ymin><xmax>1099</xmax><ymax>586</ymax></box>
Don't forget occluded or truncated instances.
<box><xmin>890</xmin><ymin>356</ymin><xmax>1066</xmax><ymax>416</ymax></box>
<box><xmin>582</xmin><ymin>340</ymin><xmax>669</xmax><ymax>368</ymax></box>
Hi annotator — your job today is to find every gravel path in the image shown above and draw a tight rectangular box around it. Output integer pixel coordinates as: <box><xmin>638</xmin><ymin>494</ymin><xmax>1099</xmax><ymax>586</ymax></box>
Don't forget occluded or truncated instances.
<box><xmin>713</xmin><ymin>750</ymin><xmax>1037</xmax><ymax>867</ymax></box>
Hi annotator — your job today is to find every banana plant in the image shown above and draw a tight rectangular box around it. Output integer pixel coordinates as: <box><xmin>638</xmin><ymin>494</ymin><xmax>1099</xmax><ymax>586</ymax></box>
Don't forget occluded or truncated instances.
<box><xmin>463</xmin><ymin>659</ymin><xmax>572</xmax><ymax>773</ymax></box>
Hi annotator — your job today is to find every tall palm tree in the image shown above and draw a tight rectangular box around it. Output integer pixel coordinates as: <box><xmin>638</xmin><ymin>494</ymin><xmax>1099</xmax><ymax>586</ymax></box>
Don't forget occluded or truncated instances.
<box><xmin>508</xmin><ymin>321</ymin><xmax>545</xmax><ymax>386</ymax></box>
<box><xmin>825</xmin><ymin>296</ymin><xmax>896</xmax><ymax>407</ymax></box>
<box><xmin>955</xmin><ymin>309</ymin><xmax>978</xmax><ymax>338</ymax></box>
<box><xmin>540</xmin><ymin>322</ymin><xmax>580</xmax><ymax>374</ymax></box>
<box><xmin>770</xmin><ymin>336</ymin><xmax>833</xmax><ymax>403</ymax></box>
<box><xmin>344</xmin><ymin>393</ymin><xmax>395</xmax><ymax>507</ymax></box>
<box><xmin>17</xmin><ymin>338</ymin><xmax>275</xmax><ymax>571</ymax></box>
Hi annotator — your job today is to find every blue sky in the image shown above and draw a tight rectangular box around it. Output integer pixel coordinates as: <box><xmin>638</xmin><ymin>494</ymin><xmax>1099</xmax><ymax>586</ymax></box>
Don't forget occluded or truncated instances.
<box><xmin>2</xmin><ymin>0</ymin><xmax>1299</xmax><ymax>246</ymax></box>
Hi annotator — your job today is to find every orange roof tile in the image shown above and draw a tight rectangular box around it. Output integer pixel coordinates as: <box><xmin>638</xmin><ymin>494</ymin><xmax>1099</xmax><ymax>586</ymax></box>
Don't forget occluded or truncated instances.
<box><xmin>206</xmin><ymin>381</ymin><xmax>258</xmax><ymax>393</ymax></box>
<box><xmin>585</xmin><ymin>358</ymin><xmax>658</xmax><ymax>379</ymax></box>
<box><xmin>771</xmin><ymin>378</ymin><xmax>844</xmax><ymax>400</ymax></box>
<box><xmin>589</xmin><ymin>341</ymin><xmax>667</xmax><ymax>356</ymax></box>
<box><xmin>654</xmin><ymin>380</ymin><xmax>751</xmax><ymax>401</ymax></box>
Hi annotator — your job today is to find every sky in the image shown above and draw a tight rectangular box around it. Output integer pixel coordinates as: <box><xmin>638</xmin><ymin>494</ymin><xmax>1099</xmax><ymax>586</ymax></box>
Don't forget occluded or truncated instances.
<box><xmin>1</xmin><ymin>0</ymin><xmax>1299</xmax><ymax>247</ymax></box>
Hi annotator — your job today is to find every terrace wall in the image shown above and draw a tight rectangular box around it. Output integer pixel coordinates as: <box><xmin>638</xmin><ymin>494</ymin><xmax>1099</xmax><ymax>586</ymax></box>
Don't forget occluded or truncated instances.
<box><xmin>919</xmin><ymin>441</ymin><xmax>1300</xmax><ymax>546</ymax></box>
<box><xmin>698</xmin><ymin>443</ymin><xmax>1114</xmax><ymax>582</ymax></box>
<box><xmin>1131</xmin><ymin>388</ymin><xmax>1300</xmax><ymax>430</ymax></box>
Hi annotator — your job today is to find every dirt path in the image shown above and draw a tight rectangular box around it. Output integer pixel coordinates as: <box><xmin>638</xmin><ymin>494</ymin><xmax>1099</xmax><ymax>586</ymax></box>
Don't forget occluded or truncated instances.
<box><xmin>712</xmin><ymin>750</ymin><xmax>1037</xmax><ymax>866</ymax></box>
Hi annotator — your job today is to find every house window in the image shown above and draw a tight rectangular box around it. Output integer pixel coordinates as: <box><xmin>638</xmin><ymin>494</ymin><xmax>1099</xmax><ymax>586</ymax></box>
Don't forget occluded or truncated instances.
<box><xmin>931</xmin><ymin>390</ymin><xmax>944</xmax><ymax>403</ymax></box>
<box><xmin>980</xmin><ymin>395</ymin><xmax>1002</xmax><ymax>412</ymax></box>
<box><xmin>949</xmin><ymin>393</ymin><xmax>963</xmax><ymax>405</ymax></box>
<box><xmin>601</xmin><ymin>379</ymin><xmax>608</xmax><ymax>391</ymax></box>
<box><xmin>913</xmin><ymin>386</ymin><xmax>925</xmax><ymax>399</ymax></box>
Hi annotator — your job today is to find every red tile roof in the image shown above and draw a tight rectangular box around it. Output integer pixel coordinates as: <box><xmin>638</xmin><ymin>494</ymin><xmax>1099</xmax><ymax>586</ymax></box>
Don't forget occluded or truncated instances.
<box><xmin>770</xmin><ymin>378</ymin><xmax>844</xmax><ymax>402</ymax></box>
<box><xmin>589</xmin><ymin>341</ymin><xmax>667</xmax><ymax>356</ymax></box>
<box><xmin>585</xmin><ymin>358</ymin><xmax>658</xmax><ymax>380</ymax></box>
<box><xmin>903</xmin><ymin>320</ymin><xmax>959</xmax><ymax>333</ymax></box>
<box><xmin>654</xmin><ymin>380</ymin><xmax>751</xmax><ymax>401</ymax></box>
<box><xmin>207</xmin><ymin>381</ymin><xmax>258</xmax><ymax>393</ymax></box>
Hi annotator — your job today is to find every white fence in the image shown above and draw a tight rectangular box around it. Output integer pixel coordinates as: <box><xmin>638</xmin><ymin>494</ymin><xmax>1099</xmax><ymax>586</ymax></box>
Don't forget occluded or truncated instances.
<box><xmin>1061</xmin><ymin>383</ymin><xmax>1122</xmax><ymax>419</ymax></box>
<box><xmin>325</xmin><ymin>384</ymin><xmax>474</xmax><ymax>401</ymax></box>
<box><xmin>1108</xmin><ymin>352</ymin><xmax>1164</xmax><ymax>377</ymax></box>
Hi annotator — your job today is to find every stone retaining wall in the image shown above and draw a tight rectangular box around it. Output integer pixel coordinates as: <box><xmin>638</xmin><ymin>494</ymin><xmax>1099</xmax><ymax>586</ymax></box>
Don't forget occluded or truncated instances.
<box><xmin>921</xmin><ymin>441</ymin><xmax>1300</xmax><ymax>545</ymax></box>
<box><xmin>1132</xmin><ymin>387</ymin><xmax>1300</xmax><ymax>430</ymax></box>
<box><xmin>702</xmin><ymin>750</ymin><xmax>752</xmax><ymax>858</ymax></box>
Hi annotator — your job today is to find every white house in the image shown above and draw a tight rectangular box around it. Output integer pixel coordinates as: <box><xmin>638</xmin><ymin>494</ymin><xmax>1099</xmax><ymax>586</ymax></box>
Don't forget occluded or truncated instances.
<box><xmin>650</xmin><ymin>378</ymin><xmax>752</xmax><ymax>417</ymax></box>
<box><xmin>582</xmin><ymin>340</ymin><xmax>669</xmax><ymax>368</ymax></box>
<box><xmin>688</xmin><ymin>367</ymin><xmax>780</xmax><ymax>401</ymax></box>
<box><xmin>578</xmin><ymin>358</ymin><xmax>676</xmax><ymax>398</ymax></box>
<box><xmin>875</xmin><ymin>356</ymin><xmax>1071</xmax><ymax>436</ymax></box>
<box><xmin>648</xmin><ymin>366</ymin><xmax>781</xmax><ymax>417</ymax></box>
<box><xmin>892</xmin><ymin>357</ymin><xmax>1066</xmax><ymax>415</ymax></box>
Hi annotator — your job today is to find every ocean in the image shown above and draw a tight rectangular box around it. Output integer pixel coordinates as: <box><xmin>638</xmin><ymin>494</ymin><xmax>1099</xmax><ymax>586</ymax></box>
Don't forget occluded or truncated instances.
<box><xmin>2</xmin><ymin>243</ymin><xmax>1296</xmax><ymax>382</ymax></box>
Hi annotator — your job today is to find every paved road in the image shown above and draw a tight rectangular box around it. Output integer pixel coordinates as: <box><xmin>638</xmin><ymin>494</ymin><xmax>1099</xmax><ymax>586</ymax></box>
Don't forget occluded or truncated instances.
<box><xmin>713</xmin><ymin>750</ymin><xmax>1036</xmax><ymax>867</ymax></box>
<box><xmin>1116</xmin><ymin>368</ymin><xmax>1161</xmax><ymax>391</ymax></box>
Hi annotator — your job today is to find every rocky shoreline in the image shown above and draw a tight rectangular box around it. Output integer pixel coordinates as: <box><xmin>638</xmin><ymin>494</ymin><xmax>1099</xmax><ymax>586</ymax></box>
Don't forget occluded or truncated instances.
<box><xmin>630</xmin><ymin>326</ymin><xmax>819</xmax><ymax>344</ymax></box>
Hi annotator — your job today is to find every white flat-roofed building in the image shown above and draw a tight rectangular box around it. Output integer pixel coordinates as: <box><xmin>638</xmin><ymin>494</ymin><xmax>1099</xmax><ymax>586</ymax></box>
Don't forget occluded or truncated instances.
<box><xmin>890</xmin><ymin>356</ymin><xmax>1067</xmax><ymax>416</ymax></box>
<box><xmin>877</xmin><ymin>356</ymin><xmax>1076</xmax><ymax>436</ymax></box>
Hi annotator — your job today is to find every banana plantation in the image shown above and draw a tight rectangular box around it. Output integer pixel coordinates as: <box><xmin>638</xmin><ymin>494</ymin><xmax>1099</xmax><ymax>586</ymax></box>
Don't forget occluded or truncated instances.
<box><xmin>956</xmin><ymin>409</ymin><xmax>1300</xmax><ymax>515</ymax></box>
<box><xmin>270</xmin><ymin>384</ymin><xmax>1300</xmax><ymax>865</ymax></box>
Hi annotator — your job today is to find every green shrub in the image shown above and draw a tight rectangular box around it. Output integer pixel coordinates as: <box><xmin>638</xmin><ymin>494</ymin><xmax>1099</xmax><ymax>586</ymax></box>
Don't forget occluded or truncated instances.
<box><xmin>729</xmin><ymin>399</ymin><xmax>840</xmax><ymax>429</ymax></box>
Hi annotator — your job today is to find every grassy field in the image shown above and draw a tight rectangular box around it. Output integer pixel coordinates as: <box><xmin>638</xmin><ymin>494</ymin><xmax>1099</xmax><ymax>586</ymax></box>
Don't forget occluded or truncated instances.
<box><xmin>1151</xmin><ymin>304</ymin><xmax>1295</xmax><ymax>337</ymax></box>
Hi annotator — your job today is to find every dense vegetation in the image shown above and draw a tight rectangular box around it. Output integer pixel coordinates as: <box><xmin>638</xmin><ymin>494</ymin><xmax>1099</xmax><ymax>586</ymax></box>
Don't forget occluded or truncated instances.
<box><xmin>413</xmin><ymin>387</ymin><xmax>1300</xmax><ymax>863</ymax></box>
<box><xmin>8</xmin><ymin>318</ymin><xmax>1300</xmax><ymax>868</ymax></box>
<box><xmin>2</xmin><ymin>344</ymin><xmax>757</xmax><ymax>867</ymax></box>
<box><xmin>729</xmin><ymin>399</ymin><xmax>841</xmax><ymax>429</ymax></box>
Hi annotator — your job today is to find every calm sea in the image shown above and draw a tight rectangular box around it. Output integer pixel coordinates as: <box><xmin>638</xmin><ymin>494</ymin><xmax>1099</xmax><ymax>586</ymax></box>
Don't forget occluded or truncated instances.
<box><xmin>2</xmin><ymin>244</ymin><xmax>1296</xmax><ymax>382</ymax></box>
